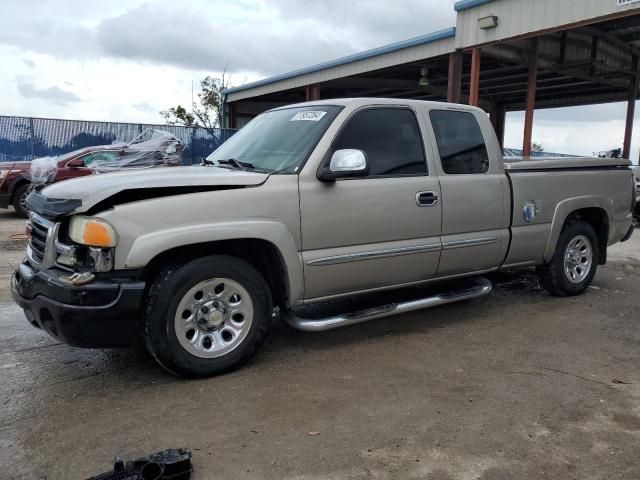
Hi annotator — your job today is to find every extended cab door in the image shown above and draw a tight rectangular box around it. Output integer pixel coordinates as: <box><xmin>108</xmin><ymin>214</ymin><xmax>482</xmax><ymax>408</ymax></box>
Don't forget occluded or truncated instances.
<box><xmin>299</xmin><ymin>106</ymin><xmax>442</xmax><ymax>301</ymax></box>
<box><xmin>426</xmin><ymin>108</ymin><xmax>510</xmax><ymax>276</ymax></box>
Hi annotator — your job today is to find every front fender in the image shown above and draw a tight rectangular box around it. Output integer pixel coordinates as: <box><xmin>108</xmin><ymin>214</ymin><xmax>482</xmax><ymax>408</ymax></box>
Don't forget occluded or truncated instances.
<box><xmin>125</xmin><ymin>220</ymin><xmax>304</xmax><ymax>305</ymax></box>
<box><xmin>543</xmin><ymin>195</ymin><xmax>613</xmax><ymax>262</ymax></box>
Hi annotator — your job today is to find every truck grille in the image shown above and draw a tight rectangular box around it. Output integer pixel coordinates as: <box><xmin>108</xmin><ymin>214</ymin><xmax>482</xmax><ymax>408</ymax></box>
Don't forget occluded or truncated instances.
<box><xmin>27</xmin><ymin>213</ymin><xmax>54</xmax><ymax>265</ymax></box>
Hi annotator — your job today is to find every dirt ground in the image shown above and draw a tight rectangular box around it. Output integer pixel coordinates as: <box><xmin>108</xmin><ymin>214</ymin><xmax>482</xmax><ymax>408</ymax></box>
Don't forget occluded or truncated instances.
<box><xmin>0</xmin><ymin>209</ymin><xmax>26</xmax><ymax>303</ymax></box>
<box><xmin>1</xmin><ymin>208</ymin><xmax>640</xmax><ymax>479</ymax></box>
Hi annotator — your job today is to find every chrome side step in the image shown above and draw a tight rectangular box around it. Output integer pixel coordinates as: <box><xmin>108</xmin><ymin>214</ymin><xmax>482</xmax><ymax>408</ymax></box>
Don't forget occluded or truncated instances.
<box><xmin>285</xmin><ymin>277</ymin><xmax>493</xmax><ymax>332</ymax></box>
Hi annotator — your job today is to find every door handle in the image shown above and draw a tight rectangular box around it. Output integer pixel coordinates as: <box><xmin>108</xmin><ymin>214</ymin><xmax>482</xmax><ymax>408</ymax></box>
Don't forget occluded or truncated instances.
<box><xmin>416</xmin><ymin>191</ymin><xmax>439</xmax><ymax>207</ymax></box>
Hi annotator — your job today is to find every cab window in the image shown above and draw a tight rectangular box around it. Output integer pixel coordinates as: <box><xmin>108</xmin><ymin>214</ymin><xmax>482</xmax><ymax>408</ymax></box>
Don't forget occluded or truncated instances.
<box><xmin>429</xmin><ymin>110</ymin><xmax>489</xmax><ymax>174</ymax></box>
<box><xmin>80</xmin><ymin>151</ymin><xmax>120</xmax><ymax>166</ymax></box>
<box><xmin>332</xmin><ymin>108</ymin><xmax>427</xmax><ymax>176</ymax></box>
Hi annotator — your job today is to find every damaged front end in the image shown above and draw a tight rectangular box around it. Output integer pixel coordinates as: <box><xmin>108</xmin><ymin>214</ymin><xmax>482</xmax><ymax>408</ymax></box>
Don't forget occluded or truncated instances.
<box><xmin>26</xmin><ymin>198</ymin><xmax>115</xmax><ymax>279</ymax></box>
<box><xmin>13</xmin><ymin>166</ymin><xmax>271</xmax><ymax>348</ymax></box>
<box><xmin>26</xmin><ymin>188</ymin><xmax>82</xmax><ymax>219</ymax></box>
<box><xmin>12</xmin><ymin>192</ymin><xmax>145</xmax><ymax>348</ymax></box>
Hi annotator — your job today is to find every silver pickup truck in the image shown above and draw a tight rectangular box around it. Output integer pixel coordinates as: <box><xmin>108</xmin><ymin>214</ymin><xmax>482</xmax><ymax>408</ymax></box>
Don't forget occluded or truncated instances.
<box><xmin>12</xmin><ymin>98</ymin><xmax>635</xmax><ymax>377</ymax></box>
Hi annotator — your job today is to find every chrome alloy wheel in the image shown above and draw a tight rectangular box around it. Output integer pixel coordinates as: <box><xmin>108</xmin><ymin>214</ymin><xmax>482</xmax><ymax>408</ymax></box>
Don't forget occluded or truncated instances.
<box><xmin>564</xmin><ymin>234</ymin><xmax>593</xmax><ymax>284</ymax></box>
<box><xmin>19</xmin><ymin>189</ymin><xmax>29</xmax><ymax>211</ymax></box>
<box><xmin>174</xmin><ymin>278</ymin><xmax>254</xmax><ymax>358</ymax></box>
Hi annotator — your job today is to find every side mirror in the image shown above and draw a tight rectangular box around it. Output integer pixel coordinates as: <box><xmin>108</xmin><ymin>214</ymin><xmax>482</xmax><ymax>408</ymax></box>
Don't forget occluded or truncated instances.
<box><xmin>66</xmin><ymin>158</ymin><xmax>84</xmax><ymax>169</ymax></box>
<box><xmin>318</xmin><ymin>149</ymin><xmax>368</xmax><ymax>181</ymax></box>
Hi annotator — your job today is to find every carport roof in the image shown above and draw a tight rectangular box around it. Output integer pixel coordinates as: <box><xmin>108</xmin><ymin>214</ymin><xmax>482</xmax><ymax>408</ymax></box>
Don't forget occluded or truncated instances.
<box><xmin>223</xmin><ymin>27</ymin><xmax>456</xmax><ymax>99</ymax></box>
<box><xmin>454</xmin><ymin>0</ymin><xmax>496</xmax><ymax>12</ymax></box>
<box><xmin>223</xmin><ymin>0</ymin><xmax>493</xmax><ymax>102</ymax></box>
<box><xmin>226</xmin><ymin>11</ymin><xmax>640</xmax><ymax>109</ymax></box>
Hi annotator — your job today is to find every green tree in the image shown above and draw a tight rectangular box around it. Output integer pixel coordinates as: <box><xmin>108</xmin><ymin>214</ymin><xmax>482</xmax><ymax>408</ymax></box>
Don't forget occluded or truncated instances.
<box><xmin>532</xmin><ymin>142</ymin><xmax>544</xmax><ymax>152</ymax></box>
<box><xmin>160</xmin><ymin>70</ymin><xmax>231</xmax><ymax>129</ymax></box>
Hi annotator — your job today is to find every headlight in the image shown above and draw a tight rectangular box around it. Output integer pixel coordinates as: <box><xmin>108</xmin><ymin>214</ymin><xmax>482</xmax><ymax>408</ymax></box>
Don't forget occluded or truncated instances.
<box><xmin>68</xmin><ymin>216</ymin><xmax>118</xmax><ymax>247</ymax></box>
<box><xmin>0</xmin><ymin>170</ymin><xmax>8</xmax><ymax>179</ymax></box>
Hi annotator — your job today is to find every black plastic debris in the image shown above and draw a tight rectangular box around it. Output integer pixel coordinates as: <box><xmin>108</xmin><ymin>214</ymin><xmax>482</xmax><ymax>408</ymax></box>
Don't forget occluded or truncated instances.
<box><xmin>87</xmin><ymin>448</ymin><xmax>192</xmax><ymax>480</ymax></box>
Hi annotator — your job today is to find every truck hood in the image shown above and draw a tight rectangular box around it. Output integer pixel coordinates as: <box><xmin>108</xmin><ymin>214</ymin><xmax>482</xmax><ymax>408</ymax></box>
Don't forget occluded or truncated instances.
<box><xmin>36</xmin><ymin>166</ymin><xmax>270</xmax><ymax>216</ymax></box>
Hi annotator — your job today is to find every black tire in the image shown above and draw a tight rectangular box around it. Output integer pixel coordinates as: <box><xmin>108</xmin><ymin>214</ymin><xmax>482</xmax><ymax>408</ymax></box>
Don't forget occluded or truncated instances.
<box><xmin>12</xmin><ymin>183</ymin><xmax>31</xmax><ymax>218</ymax></box>
<box><xmin>143</xmin><ymin>255</ymin><xmax>273</xmax><ymax>378</ymax></box>
<box><xmin>537</xmin><ymin>220</ymin><xmax>599</xmax><ymax>296</ymax></box>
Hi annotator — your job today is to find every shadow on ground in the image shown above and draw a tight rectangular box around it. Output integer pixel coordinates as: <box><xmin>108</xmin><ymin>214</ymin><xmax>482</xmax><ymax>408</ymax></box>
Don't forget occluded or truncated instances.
<box><xmin>1</xmin><ymin>262</ymin><xmax>640</xmax><ymax>479</ymax></box>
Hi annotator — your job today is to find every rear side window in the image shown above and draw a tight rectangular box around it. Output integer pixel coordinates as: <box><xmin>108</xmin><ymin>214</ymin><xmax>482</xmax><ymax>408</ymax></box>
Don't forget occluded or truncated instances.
<box><xmin>429</xmin><ymin>110</ymin><xmax>489</xmax><ymax>174</ymax></box>
<box><xmin>81</xmin><ymin>151</ymin><xmax>120</xmax><ymax>166</ymax></box>
<box><xmin>332</xmin><ymin>108</ymin><xmax>427</xmax><ymax>176</ymax></box>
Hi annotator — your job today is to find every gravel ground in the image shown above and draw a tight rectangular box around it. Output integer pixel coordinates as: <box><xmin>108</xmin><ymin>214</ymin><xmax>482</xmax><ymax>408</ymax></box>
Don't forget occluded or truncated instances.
<box><xmin>1</xmin><ymin>209</ymin><xmax>640</xmax><ymax>479</ymax></box>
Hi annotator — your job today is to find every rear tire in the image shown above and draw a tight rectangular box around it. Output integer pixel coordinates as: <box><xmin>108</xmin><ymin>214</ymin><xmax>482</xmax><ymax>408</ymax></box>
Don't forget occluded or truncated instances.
<box><xmin>12</xmin><ymin>183</ymin><xmax>31</xmax><ymax>218</ymax></box>
<box><xmin>537</xmin><ymin>220</ymin><xmax>599</xmax><ymax>296</ymax></box>
<box><xmin>143</xmin><ymin>255</ymin><xmax>273</xmax><ymax>378</ymax></box>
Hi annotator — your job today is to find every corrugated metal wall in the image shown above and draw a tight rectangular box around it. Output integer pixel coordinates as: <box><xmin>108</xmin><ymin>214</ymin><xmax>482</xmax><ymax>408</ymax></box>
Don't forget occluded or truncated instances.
<box><xmin>455</xmin><ymin>0</ymin><xmax>640</xmax><ymax>48</ymax></box>
<box><xmin>503</xmin><ymin>148</ymin><xmax>575</xmax><ymax>158</ymax></box>
<box><xmin>0</xmin><ymin>115</ymin><xmax>236</xmax><ymax>164</ymax></box>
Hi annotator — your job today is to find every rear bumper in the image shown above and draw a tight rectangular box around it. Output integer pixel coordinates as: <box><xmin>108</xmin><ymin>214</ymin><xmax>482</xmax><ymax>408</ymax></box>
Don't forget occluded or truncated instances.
<box><xmin>0</xmin><ymin>192</ymin><xmax>10</xmax><ymax>209</ymax></box>
<box><xmin>11</xmin><ymin>262</ymin><xmax>145</xmax><ymax>348</ymax></box>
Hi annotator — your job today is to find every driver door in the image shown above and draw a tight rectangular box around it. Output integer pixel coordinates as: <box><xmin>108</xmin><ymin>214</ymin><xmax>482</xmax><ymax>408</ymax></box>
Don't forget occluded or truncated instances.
<box><xmin>299</xmin><ymin>106</ymin><xmax>442</xmax><ymax>301</ymax></box>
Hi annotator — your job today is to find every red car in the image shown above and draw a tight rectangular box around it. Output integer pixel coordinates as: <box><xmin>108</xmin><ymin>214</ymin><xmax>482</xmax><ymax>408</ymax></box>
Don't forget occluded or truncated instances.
<box><xmin>0</xmin><ymin>148</ymin><xmax>99</xmax><ymax>217</ymax></box>
<box><xmin>0</xmin><ymin>131</ymin><xmax>182</xmax><ymax>217</ymax></box>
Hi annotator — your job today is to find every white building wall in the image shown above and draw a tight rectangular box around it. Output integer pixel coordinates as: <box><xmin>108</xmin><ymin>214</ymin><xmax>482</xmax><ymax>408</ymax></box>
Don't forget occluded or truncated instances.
<box><xmin>455</xmin><ymin>0</ymin><xmax>640</xmax><ymax>48</ymax></box>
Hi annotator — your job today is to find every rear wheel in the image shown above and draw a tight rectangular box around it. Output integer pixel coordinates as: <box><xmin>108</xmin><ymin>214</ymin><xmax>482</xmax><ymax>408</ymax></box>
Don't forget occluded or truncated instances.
<box><xmin>143</xmin><ymin>255</ymin><xmax>273</xmax><ymax>378</ymax></box>
<box><xmin>12</xmin><ymin>183</ymin><xmax>31</xmax><ymax>218</ymax></box>
<box><xmin>537</xmin><ymin>220</ymin><xmax>599</xmax><ymax>296</ymax></box>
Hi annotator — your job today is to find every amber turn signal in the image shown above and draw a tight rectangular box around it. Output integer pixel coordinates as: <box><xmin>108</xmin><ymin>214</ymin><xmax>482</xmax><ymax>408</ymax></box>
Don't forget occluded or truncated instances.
<box><xmin>69</xmin><ymin>216</ymin><xmax>117</xmax><ymax>247</ymax></box>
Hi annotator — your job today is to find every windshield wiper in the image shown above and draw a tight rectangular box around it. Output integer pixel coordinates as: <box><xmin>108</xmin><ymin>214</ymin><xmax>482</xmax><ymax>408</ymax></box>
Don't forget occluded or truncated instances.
<box><xmin>217</xmin><ymin>158</ymin><xmax>255</xmax><ymax>170</ymax></box>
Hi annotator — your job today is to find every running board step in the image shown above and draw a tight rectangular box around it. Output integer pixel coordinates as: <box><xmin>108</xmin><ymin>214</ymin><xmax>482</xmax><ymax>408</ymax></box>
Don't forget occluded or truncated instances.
<box><xmin>284</xmin><ymin>277</ymin><xmax>492</xmax><ymax>332</ymax></box>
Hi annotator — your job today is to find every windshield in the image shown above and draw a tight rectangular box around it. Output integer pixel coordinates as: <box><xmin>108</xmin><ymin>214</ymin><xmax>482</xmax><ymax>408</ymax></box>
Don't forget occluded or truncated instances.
<box><xmin>57</xmin><ymin>148</ymin><xmax>89</xmax><ymax>162</ymax></box>
<box><xmin>206</xmin><ymin>105</ymin><xmax>341</xmax><ymax>172</ymax></box>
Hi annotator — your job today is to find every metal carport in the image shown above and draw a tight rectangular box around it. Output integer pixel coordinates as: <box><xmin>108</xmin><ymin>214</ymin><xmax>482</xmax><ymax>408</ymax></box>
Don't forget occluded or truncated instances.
<box><xmin>224</xmin><ymin>0</ymin><xmax>640</xmax><ymax>160</ymax></box>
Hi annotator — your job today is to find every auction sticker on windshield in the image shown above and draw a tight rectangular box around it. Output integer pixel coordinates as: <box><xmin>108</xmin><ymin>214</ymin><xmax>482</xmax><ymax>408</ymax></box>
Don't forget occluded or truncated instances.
<box><xmin>291</xmin><ymin>111</ymin><xmax>327</xmax><ymax>121</ymax></box>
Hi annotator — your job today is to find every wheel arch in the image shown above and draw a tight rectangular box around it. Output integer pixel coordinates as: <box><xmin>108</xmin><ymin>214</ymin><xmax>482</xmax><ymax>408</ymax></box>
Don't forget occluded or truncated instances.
<box><xmin>9</xmin><ymin>176</ymin><xmax>30</xmax><ymax>203</ymax></box>
<box><xmin>140</xmin><ymin>236</ymin><xmax>298</xmax><ymax>309</ymax></box>
<box><xmin>544</xmin><ymin>196</ymin><xmax>611</xmax><ymax>264</ymax></box>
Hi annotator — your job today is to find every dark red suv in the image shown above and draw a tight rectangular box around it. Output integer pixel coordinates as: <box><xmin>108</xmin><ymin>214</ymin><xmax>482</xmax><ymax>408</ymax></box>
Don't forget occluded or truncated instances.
<box><xmin>0</xmin><ymin>148</ymin><xmax>100</xmax><ymax>217</ymax></box>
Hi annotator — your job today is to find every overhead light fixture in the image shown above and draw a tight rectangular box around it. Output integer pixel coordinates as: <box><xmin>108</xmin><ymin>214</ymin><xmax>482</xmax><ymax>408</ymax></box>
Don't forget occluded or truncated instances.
<box><xmin>418</xmin><ymin>66</ymin><xmax>430</xmax><ymax>88</ymax></box>
<box><xmin>478</xmin><ymin>15</ymin><xmax>499</xmax><ymax>29</ymax></box>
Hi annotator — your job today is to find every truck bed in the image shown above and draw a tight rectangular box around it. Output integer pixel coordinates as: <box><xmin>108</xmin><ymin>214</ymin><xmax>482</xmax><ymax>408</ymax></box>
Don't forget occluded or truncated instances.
<box><xmin>501</xmin><ymin>155</ymin><xmax>633</xmax><ymax>269</ymax></box>
<box><xmin>504</xmin><ymin>156</ymin><xmax>630</xmax><ymax>171</ymax></box>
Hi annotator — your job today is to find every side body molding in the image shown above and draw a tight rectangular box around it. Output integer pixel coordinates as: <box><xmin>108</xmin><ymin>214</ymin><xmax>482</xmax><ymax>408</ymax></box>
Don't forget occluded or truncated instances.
<box><xmin>125</xmin><ymin>220</ymin><xmax>304</xmax><ymax>305</ymax></box>
<box><xmin>544</xmin><ymin>195</ymin><xmax>612</xmax><ymax>262</ymax></box>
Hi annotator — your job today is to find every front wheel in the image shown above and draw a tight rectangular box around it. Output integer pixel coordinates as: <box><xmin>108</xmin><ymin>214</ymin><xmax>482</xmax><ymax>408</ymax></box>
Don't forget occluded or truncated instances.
<box><xmin>537</xmin><ymin>220</ymin><xmax>599</xmax><ymax>296</ymax></box>
<box><xmin>12</xmin><ymin>183</ymin><xmax>31</xmax><ymax>218</ymax></box>
<box><xmin>143</xmin><ymin>255</ymin><xmax>273</xmax><ymax>378</ymax></box>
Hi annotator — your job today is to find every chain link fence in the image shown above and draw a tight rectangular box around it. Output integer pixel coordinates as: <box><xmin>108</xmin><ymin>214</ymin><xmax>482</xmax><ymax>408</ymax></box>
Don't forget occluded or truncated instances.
<box><xmin>0</xmin><ymin>115</ymin><xmax>236</xmax><ymax>165</ymax></box>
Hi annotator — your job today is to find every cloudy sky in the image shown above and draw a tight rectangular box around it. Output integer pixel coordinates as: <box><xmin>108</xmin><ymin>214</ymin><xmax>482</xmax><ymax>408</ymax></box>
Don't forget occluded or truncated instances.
<box><xmin>0</xmin><ymin>0</ymin><xmax>637</xmax><ymax>160</ymax></box>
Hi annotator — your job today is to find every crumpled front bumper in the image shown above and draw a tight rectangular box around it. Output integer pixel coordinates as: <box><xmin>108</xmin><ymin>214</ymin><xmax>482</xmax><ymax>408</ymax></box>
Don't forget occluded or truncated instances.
<box><xmin>11</xmin><ymin>261</ymin><xmax>145</xmax><ymax>348</ymax></box>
